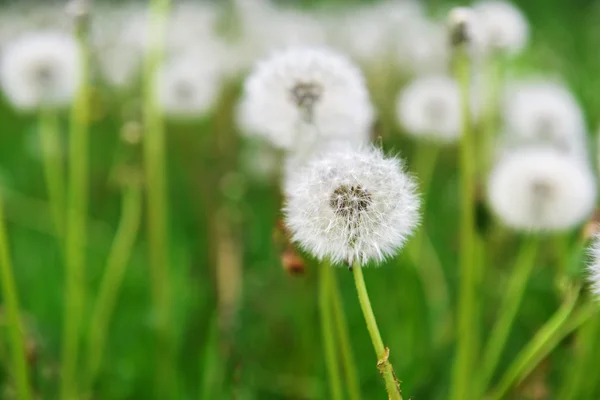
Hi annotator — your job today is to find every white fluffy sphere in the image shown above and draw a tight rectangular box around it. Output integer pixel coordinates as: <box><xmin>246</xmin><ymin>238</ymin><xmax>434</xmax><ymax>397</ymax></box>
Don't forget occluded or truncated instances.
<box><xmin>238</xmin><ymin>47</ymin><xmax>374</xmax><ymax>151</ymax></box>
<box><xmin>396</xmin><ymin>75</ymin><xmax>461</xmax><ymax>143</ymax></box>
<box><xmin>503</xmin><ymin>79</ymin><xmax>587</xmax><ymax>156</ymax></box>
<box><xmin>473</xmin><ymin>1</ymin><xmax>529</xmax><ymax>55</ymax></box>
<box><xmin>488</xmin><ymin>147</ymin><xmax>597</xmax><ymax>232</ymax></box>
<box><xmin>0</xmin><ymin>31</ymin><xmax>81</xmax><ymax>110</ymax></box>
<box><xmin>284</xmin><ymin>146</ymin><xmax>420</xmax><ymax>265</ymax></box>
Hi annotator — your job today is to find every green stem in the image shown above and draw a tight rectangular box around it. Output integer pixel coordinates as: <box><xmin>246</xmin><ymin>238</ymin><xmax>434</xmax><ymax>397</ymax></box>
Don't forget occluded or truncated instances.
<box><xmin>143</xmin><ymin>0</ymin><xmax>173</xmax><ymax>396</ymax></box>
<box><xmin>556</xmin><ymin>314</ymin><xmax>600</xmax><ymax>400</ymax></box>
<box><xmin>38</xmin><ymin>110</ymin><xmax>65</xmax><ymax>239</ymax></box>
<box><xmin>480</xmin><ymin>55</ymin><xmax>502</xmax><ymax>175</ymax></box>
<box><xmin>0</xmin><ymin>196</ymin><xmax>32</xmax><ymax>400</ymax></box>
<box><xmin>60</xmin><ymin>22</ymin><xmax>91</xmax><ymax>400</ymax></box>
<box><xmin>480</xmin><ymin>237</ymin><xmax>539</xmax><ymax>392</ymax></box>
<box><xmin>352</xmin><ymin>262</ymin><xmax>402</xmax><ymax>400</ymax></box>
<box><xmin>85</xmin><ymin>184</ymin><xmax>142</xmax><ymax>390</ymax></box>
<box><xmin>329</xmin><ymin>268</ymin><xmax>362</xmax><ymax>400</ymax></box>
<box><xmin>451</xmin><ymin>47</ymin><xmax>477</xmax><ymax>400</ymax></box>
<box><xmin>488</xmin><ymin>289</ymin><xmax>583</xmax><ymax>400</ymax></box>
<box><xmin>320</xmin><ymin>263</ymin><xmax>343</xmax><ymax>400</ymax></box>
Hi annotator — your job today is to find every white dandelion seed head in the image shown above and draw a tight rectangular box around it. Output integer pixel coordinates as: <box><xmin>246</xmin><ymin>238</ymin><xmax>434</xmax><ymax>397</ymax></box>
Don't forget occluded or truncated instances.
<box><xmin>488</xmin><ymin>147</ymin><xmax>597</xmax><ymax>232</ymax></box>
<box><xmin>395</xmin><ymin>18</ymin><xmax>449</xmax><ymax>75</ymax></box>
<box><xmin>503</xmin><ymin>79</ymin><xmax>587</xmax><ymax>155</ymax></box>
<box><xmin>238</xmin><ymin>47</ymin><xmax>374</xmax><ymax>151</ymax></box>
<box><xmin>284</xmin><ymin>146</ymin><xmax>421</xmax><ymax>265</ymax></box>
<box><xmin>0</xmin><ymin>31</ymin><xmax>81</xmax><ymax>110</ymax></box>
<box><xmin>447</xmin><ymin>7</ymin><xmax>486</xmax><ymax>52</ymax></box>
<box><xmin>473</xmin><ymin>1</ymin><xmax>529</xmax><ymax>55</ymax></box>
<box><xmin>155</xmin><ymin>51</ymin><xmax>222</xmax><ymax>119</ymax></box>
<box><xmin>586</xmin><ymin>234</ymin><xmax>600</xmax><ymax>300</ymax></box>
<box><xmin>395</xmin><ymin>75</ymin><xmax>461</xmax><ymax>143</ymax></box>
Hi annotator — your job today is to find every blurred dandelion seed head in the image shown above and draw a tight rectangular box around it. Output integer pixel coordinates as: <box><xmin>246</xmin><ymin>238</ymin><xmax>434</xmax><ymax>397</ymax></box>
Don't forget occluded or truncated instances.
<box><xmin>238</xmin><ymin>47</ymin><xmax>374</xmax><ymax>151</ymax></box>
<box><xmin>473</xmin><ymin>0</ymin><xmax>529</xmax><ymax>55</ymax></box>
<box><xmin>488</xmin><ymin>147</ymin><xmax>597</xmax><ymax>232</ymax></box>
<box><xmin>284</xmin><ymin>146</ymin><xmax>420</xmax><ymax>265</ymax></box>
<box><xmin>0</xmin><ymin>31</ymin><xmax>81</xmax><ymax>110</ymax></box>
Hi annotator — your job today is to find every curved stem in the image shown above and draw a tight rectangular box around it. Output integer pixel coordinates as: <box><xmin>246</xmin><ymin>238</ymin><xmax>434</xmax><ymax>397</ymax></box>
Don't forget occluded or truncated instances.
<box><xmin>488</xmin><ymin>289</ymin><xmax>582</xmax><ymax>400</ymax></box>
<box><xmin>85</xmin><ymin>184</ymin><xmax>142</xmax><ymax>390</ymax></box>
<box><xmin>143</xmin><ymin>0</ymin><xmax>174</xmax><ymax>396</ymax></box>
<box><xmin>451</xmin><ymin>47</ymin><xmax>477</xmax><ymax>400</ymax></box>
<box><xmin>480</xmin><ymin>237</ymin><xmax>539</xmax><ymax>392</ymax></box>
<box><xmin>319</xmin><ymin>263</ymin><xmax>343</xmax><ymax>400</ymax></box>
<box><xmin>0</xmin><ymin>196</ymin><xmax>32</xmax><ymax>399</ymax></box>
<box><xmin>60</xmin><ymin>22</ymin><xmax>91</xmax><ymax>400</ymax></box>
<box><xmin>330</xmin><ymin>268</ymin><xmax>362</xmax><ymax>400</ymax></box>
<box><xmin>352</xmin><ymin>262</ymin><xmax>402</xmax><ymax>400</ymax></box>
<box><xmin>38</xmin><ymin>110</ymin><xmax>65</xmax><ymax>239</ymax></box>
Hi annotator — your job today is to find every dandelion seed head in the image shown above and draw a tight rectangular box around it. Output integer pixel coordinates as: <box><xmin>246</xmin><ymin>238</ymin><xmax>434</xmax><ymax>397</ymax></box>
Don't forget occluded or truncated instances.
<box><xmin>396</xmin><ymin>75</ymin><xmax>461</xmax><ymax>143</ymax></box>
<box><xmin>448</xmin><ymin>7</ymin><xmax>481</xmax><ymax>48</ymax></box>
<box><xmin>284</xmin><ymin>146</ymin><xmax>420</xmax><ymax>265</ymax></box>
<box><xmin>473</xmin><ymin>1</ymin><xmax>529</xmax><ymax>55</ymax></box>
<box><xmin>238</xmin><ymin>47</ymin><xmax>374</xmax><ymax>150</ymax></box>
<box><xmin>504</xmin><ymin>80</ymin><xmax>587</xmax><ymax>156</ymax></box>
<box><xmin>488</xmin><ymin>147</ymin><xmax>597</xmax><ymax>232</ymax></box>
<box><xmin>155</xmin><ymin>51</ymin><xmax>222</xmax><ymax>119</ymax></box>
<box><xmin>0</xmin><ymin>31</ymin><xmax>81</xmax><ymax>110</ymax></box>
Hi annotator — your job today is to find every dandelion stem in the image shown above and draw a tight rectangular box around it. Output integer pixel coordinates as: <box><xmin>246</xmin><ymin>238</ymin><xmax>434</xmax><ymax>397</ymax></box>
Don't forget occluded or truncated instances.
<box><xmin>39</xmin><ymin>109</ymin><xmax>65</xmax><ymax>239</ymax></box>
<box><xmin>451</xmin><ymin>47</ymin><xmax>478</xmax><ymax>400</ymax></box>
<box><xmin>85</xmin><ymin>183</ymin><xmax>142</xmax><ymax>390</ymax></box>
<box><xmin>480</xmin><ymin>55</ymin><xmax>503</xmax><ymax>175</ymax></box>
<box><xmin>352</xmin><ymin>262</ymin><xmax>402</xmax><ymax>400</ymax></box>
<box><xmin>480</xmin><ymin>236</ymin><xmax>539</xmax><ymax>393</ymax></box>
<box><xmin>329</xmin><ymin>268</ymin><xmax>362</xmax><ymax>400</ymax></box>
<box><xmin>488</xmin><ymin>287</ymin><xmax>585</xmax><ymax>400</ymax></box>
<box><xmin>60</xmin><ymin>20</ymin><xmax>91</xmax><ymax>400</ymax></box>
<box><xmin>0</xmin><ymin>196</ymin><xmax>32</xmax><ymax>400</ymax></box>
<box><xmin>142</xmin><ymin>0</ymin><xmax>174</xmax><ymax>396</ymax></box>
<box><xmin>319</xmin><ymin>262</ymin><xmax>343</xmax><ymax>400</ymax></box>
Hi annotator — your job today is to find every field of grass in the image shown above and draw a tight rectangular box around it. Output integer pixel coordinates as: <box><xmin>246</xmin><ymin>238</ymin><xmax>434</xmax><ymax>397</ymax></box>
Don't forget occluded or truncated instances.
<box><xmin>1</xmin><ymin>0</ymin><xmax>600</xmax><ymax>399</ymax></box>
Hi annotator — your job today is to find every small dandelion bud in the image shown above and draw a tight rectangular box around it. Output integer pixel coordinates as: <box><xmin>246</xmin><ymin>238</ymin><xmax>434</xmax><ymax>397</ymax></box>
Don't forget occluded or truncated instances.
<box><xmin>0</xmin><ymin>32</ymin><xmax>82</xmax><ymax>110</ymax></box>
<box><xmin>488</xmin><ymin>147</ymin><xmax>597</xmax><ymax>232</ymax></box>
<box><xmin>284</xmin><ymin>146</ymin><xmax>420</xmax><ymax>265</ymax></box>
<box><xmin>448</xmin><ymin>7</ymin><xmax>477</xmax><ymax>47</ymax></box>
<box><xmin>395</xmin><ymin>75</ymin><xmax>462</xmax><ymax>143</ymax></box>
<box><xmin>237</xmin><ymin>47</ymin><xmax>374</xmax><ymax>151</ymax></box>
<box><xmin>503</xmin><ymin>79</ymin><xmax>587</xmax><ymax>156</ymax></box>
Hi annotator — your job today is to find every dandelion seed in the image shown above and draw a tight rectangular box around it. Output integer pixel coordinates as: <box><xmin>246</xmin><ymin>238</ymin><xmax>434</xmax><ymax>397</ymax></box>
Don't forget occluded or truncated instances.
<box><xmin>395</xmin><ymin>75</ymin><xmax>462</xmax><ymax>143</ymax></box>
<box><xmin>503</xmin><ymin>79</ymin><xmax>587</xmax><ymax>156</ymax></box>
<box><xmin>0</xmin><ymin>31</ymin><xmax>81</xmax><ymax>110</ymax></box>
<box><xmin>238</xmin><ymin>47</ymin><xmax>374</xmax><ymax>151</ymax></box>
<box><xmin>473</xmin><ymin>0</ymin><xmax>529</xmax><ymax>56</ymax></box>
<box><xmin>155</xmin><ymin>51</ymin><xmax>222</xmax><ymax>119</ymax></box>
<box><xmin>284</xmin><ymin>146</ymin><xmax>420</xmax><ymax>265</ymax></box>
<box><xmin>488</xmin><ymin>147</ymin><xmax>596</xmax><ymax>232</ymax></box>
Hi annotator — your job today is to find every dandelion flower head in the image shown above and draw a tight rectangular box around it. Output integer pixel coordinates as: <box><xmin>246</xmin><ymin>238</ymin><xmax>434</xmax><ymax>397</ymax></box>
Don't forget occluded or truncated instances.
<box><xmin>488</xmin><ymin>147</ymin><xmax>596</xmax><ymax>232</ymax></box>
<box><xmin>0</xmin><ymin>31</ymin><xmax>81</xmax><ymax>110</ymax></box>
<box><xmin>396</xmin><ymin>75</ymin><xmax>461</xmax><ymax>143</ymax></box>
<box><xmin>238</xmin><ymin>47</ymin><xmax>374</xmax><ymax>150</ymax></box>
<box><xmin>284</xmin><ymin>146</ymin><xmax>420</xmax><ymax>265</ymax></box>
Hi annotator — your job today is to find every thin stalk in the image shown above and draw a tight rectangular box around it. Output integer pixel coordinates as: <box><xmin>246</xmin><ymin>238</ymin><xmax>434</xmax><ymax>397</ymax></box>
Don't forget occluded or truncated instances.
<box><xmin>556</xmin><ymin>315</ymin><xmax>600</xmax><ymax>400</ymax></box>
<box><xmin>142</xmin><ymin>0</ymin><xmax>174</xmax><ymax>396</ymax></box>
<box><xmin>488</xmin><ymin>289</ymin><xmax>582</xmax><ymax>400</ymax></box>
<box><xmin>85</xmin><ymin>184</ymin><xmax>142</xmax><ymax>390</ymax></box>
<box><xmin>480</xmin><ymin>55</ymin><xmax>503</xmax><ymax>175</ymax></box>
<box><xmin>409</xmin><ymin>143</ymin><xmax>449</xmax><ymax>340</ymax></box>
<box><xmin>60</xmin><ymin>20</ymin><xmax>91</xmax><ymax>400</ymax></box>
<box><xmin>329</xmin><ymin>268</ymin><xmax>362</xmax><ymax>400</ymax></box>
<box><xmin>352</xmin><ymin>262</ymin><xmax>402</xmax><ymax>400</ymax></box>
<box><xmin>0</xmin><ymin>196</ymin><xmax>32</xmax><ymax>399</ymax></box>
<box><xmin>450</xmin><ymin>47</ymin><xmax>477</xmax><ymax>400</ymax></box>
<box><xmin>38</xmin><ymin>109</ymin><xmax>65</xmax><ymax>239</ymax></box>
<box><xmin>319</xmin><ymin>263</ymin><xmax>343</xmax><ymax>400</ymax></box>
<box><xmin>480</xmin><ymin>237</ymin><xmax>539</xmax><ymax>392</ymax></box>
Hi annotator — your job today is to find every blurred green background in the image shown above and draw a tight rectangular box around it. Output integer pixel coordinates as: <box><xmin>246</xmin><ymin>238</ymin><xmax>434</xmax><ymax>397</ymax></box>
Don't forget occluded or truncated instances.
<box><xmin>0</xmin><ymin>0</ymin><xmax>600</xmax><ymax>399</ymax></box>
